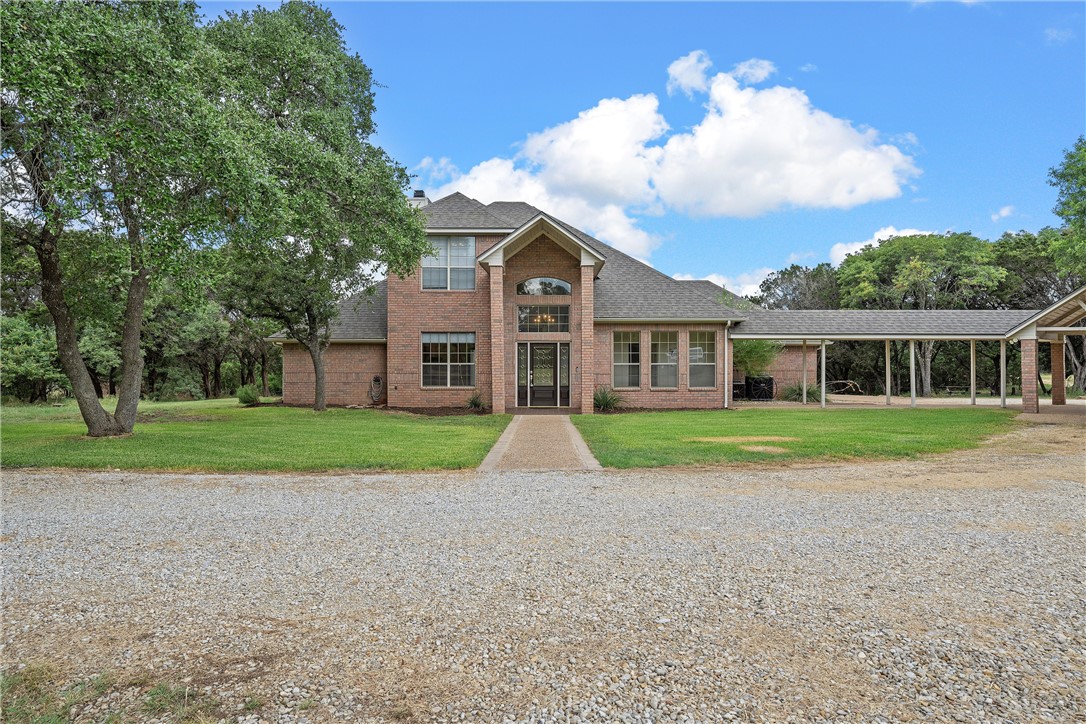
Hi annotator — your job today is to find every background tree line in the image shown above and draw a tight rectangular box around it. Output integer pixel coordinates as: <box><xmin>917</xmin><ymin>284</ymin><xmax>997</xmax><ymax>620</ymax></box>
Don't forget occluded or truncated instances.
<box><xmin>1</xmin><ymin>0</ymin><xmax>428</xmax><ymax>435</ymax></box>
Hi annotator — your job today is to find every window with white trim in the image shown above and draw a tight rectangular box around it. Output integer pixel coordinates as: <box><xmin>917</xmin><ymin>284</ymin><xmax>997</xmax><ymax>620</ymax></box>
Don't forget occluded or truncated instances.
<box><xmin>613</xmin><ymin>331</ymin><xmax>640</xmax><ymax>388</ymax></box>
<box><xmin>688</xmin><ymin>331</ymin><xmax>717</xmax><ymax>388</ymax></box>
<box><xmin>651</xmin><ymin>332</ymin><xmax>678</xmax><ymax>388</ymax></box>
<box><xmin>422</xmin><ymin>236</ymin><xmax>476</xmax><ymax>290</ymax></box>
<box><xmin>422</xmin><ymin>333</ymin><xmax>476</xmax><ymax>387</ymax></box>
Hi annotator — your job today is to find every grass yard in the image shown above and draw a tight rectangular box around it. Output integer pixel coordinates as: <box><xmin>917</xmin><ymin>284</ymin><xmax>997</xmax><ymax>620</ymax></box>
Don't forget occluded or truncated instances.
<box><xmin>1</xmin><ymin>398</ymin><xmax>511</xmax><ymax>472</ymax></box>
<box><xmin>571</xmin><ymin>407</ymin><xmax>1018</xmax><ymax>469</ymax></box>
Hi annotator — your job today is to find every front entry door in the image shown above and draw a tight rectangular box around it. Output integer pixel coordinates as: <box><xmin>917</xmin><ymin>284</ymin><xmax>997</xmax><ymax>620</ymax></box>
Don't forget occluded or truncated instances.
<box><xmin>530</xmin><ymin>344</ymin><xmax>558</xmax><ymax>407</ymax></box>
<box><xmin>517</xmin><ymin>343</ymin><xmax>571</xmax><ymax>408</ymax></box>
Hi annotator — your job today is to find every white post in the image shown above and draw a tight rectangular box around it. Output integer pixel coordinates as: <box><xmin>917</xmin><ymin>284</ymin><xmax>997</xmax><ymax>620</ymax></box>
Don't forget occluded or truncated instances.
<box><xmin>802</xmin><ymin>340</ymin><xmax>808</xmax><ymax>405</ymax></box>
<box><xmin>909</xmin><ymin>339</ymin><xmax>916</xmax><ymax>408</ymax></box>
<box><xmin>1000</xmin><ymin>339</ymin><xmax>1007</xmax><ymax>409</ymax></box>
<box><xmin>884</xmin><ymin>339</ymin><xmax>892</xmax><ymax>406</ymax></box>
<box><xmin>820</xmin><ymin>339</ymin><xmax>827</xmax><ymax>409</ymax></box>
<box><xmin>723</xmin><ymin>325</ymin><xmax>730</xmax><ymax>409</ymax></box>
<box><xmin>969</xmin><ymin>339</ymin><xmax>976</xmax><ymax>405</ymax></box>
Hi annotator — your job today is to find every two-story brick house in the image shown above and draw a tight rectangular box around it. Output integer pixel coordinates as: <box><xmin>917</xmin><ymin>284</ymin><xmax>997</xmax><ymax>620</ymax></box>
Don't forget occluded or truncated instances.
<box><xmin>277</xmin><ymin>191</ymin><xmax>814</xmax><ymax>413</ymax></box>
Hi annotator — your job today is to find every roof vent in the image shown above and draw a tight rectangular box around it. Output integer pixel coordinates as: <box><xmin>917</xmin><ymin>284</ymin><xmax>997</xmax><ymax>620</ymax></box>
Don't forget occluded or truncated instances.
<box><xmin>408</xmin><ymin>189</ymin><xmax>430</xmax><ymax>208</ymax></box>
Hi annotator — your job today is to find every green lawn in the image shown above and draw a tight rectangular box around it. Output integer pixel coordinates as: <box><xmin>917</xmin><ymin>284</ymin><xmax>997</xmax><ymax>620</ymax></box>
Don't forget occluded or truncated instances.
<box><xmin>571</xmin><ymin>407</ymin><xmax>1018</xmax><ymax>469</ymax></box>
<box><xmin>1</xmin><ymin>398</ymin><xmax>511</xmax><ymax>472</ymax></box>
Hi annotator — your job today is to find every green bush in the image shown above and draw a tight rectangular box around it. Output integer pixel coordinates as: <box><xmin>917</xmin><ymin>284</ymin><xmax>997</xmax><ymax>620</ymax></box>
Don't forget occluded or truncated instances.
<box><xmin>237</xmin><ymin>384</ymin><xmax>260</xmax><ymax>407</ymax></box>
<box><xmin>732</xmin><ymin>339</ymin><xmax>782</xmax><ymax>377</ymax></box>
<box><xmin>779</xmin><ymin>382</ymin><xmax>805</xmax><ymax>402</ymax></box>
<box><xmin>593</xmin><ymin>386</ymin><xmax>622</xmax><ymax>412</ymax></box>
<box><xmin>466</xmin><ymin>390</ymin><xmax>485</xmax><ymax>411</ymax></box>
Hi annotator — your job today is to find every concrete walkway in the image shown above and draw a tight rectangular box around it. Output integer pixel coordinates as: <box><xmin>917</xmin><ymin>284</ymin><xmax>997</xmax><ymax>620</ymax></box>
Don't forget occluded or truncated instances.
<box><xmin>478</xmin><ymin>415</ymin><xmax>603</xmax><ymax>472</ymax></box>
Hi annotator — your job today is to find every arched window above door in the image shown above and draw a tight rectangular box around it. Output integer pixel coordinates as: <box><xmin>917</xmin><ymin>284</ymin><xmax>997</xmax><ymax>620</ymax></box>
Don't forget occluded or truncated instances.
<box><xmin>516</xmin><ymin>277</ymin><xmax>572</xmax><ymax>296</ymax></box>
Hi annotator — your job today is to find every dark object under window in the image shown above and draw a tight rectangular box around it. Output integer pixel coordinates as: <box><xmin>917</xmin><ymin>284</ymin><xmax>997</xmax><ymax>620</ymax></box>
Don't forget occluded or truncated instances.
<box><xmin>745</xmin><ymin>376</ymin><xmax>774</xmax><ymax>401</ymax></box>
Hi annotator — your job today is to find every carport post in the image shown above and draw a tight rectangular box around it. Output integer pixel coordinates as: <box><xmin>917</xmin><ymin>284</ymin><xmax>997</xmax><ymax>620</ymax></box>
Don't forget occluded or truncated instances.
<box><xmin>884</xmin><ymin>339</ymin><xmax>892</xmax><ymax>406</ymax></box>
<box><xmin>999</xmin><ymin>339</ymin><xmax>1007</xmax><ymax>409</ymax></box>
<box><xmin>969</xmin><ymin>340</ymin><xmax>977</xmax><ymax>405</ymax></box>
<box><xmin>820</xmin><ymin>339</ymin><xmax>827</xmax><ymax>409</ymax></box>
<box><xmin>802</xmin><ymin>340</ymin><xmax>808</xmax><ymax>405</ymax></box>
<box><xmin>909</xmin><ymin>339</ymin><xmax>917</xmax><ymax>408</ymax></box>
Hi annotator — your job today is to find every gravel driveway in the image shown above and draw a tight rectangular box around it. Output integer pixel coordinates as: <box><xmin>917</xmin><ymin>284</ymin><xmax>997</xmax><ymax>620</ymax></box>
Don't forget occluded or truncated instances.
<box><xmin>3</xmin><ymin>420</ymin><xmax>1083</xmax><ymax>723</ymax></box>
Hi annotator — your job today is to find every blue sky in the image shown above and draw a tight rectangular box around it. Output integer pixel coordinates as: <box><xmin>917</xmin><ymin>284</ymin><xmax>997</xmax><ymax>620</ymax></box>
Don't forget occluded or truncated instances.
<box><xmin>202</xmin><ymin>1</ymin><xmax>1084</xmax><ymax>294</ymax></box>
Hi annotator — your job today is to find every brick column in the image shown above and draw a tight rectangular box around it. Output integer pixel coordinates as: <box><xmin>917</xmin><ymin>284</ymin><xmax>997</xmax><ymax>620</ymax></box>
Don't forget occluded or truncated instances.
<box><xmin>580</xmin><ymin>264</ymin><xmax>595</xmax><ymax>414</ymax></box>
<box><xmin>1021</xmin><ymin>337</ymin><xmax>1039</xmax><ymax>414</ymax></box>
<box><xmin>489</xmin><ymin>265</ymin><xmax>506</xmax><ymax>414</ymax></box>
<box><xmin>1051</xmin><ymin>338</ymin><xmax>1066</xmax><ymax>406</ymax></box>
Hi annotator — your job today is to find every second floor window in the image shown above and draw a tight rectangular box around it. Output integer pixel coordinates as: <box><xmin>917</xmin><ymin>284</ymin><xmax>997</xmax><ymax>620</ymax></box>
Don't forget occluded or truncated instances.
<box><xmin>518</xmin><ymin>305</ymin><xmax>570</xmax><ymax>333</ymax></box>
<box><xmin>422</xmin><ymin>236</ymin><xmax>476</xmax><ymax>290</ymax></box>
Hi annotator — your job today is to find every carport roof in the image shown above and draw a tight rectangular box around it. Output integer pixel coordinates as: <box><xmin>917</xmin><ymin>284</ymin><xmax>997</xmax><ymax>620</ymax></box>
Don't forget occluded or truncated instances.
<box><xmin>730</xmin><ymin>308</ymin><xmax>1039</xmax><ymax>341</ymax></box>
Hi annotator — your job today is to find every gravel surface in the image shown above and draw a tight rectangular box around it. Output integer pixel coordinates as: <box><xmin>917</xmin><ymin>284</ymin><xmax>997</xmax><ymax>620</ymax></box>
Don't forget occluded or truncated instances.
<box><xmin>2</xmin><ymin>420</ymin><xmax>1084</xmax><ymax>723</ymax></box>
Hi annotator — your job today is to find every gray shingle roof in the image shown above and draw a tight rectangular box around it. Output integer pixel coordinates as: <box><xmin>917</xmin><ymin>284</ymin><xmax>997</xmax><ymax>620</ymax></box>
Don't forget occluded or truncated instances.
<box><xmin>681</xmin><ymin>279</ymin><xmax>747</xmax><ymax>308</ymax></box>
<box><xmin>732</xmin><ymin>308</ymin><xmax>1039</xmax><ymax>339</ymax></box>
<box><xmin>422</xmin><ymin>192</ymin><xmax>515</xmax><ymax>230</ymax></box>
<box><xmin>268</xmin><ymin>281</ymin><xmax>387</xmax><ymax>341</ymax></box>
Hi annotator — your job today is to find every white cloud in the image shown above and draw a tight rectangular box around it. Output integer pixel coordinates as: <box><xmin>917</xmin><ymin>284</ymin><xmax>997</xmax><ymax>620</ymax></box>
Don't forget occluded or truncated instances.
<box><xmin>799</xmin><ymin>63</ymin><xmax>818</xmax><ymax>73</ymax></box>
<box><xmin>990</xmin><ymin>205</ymin><xmax>1014</xmax><ymax>222</ymax></box>
<box><xmin>667</xmin><ymin>50</ymin><xmax>713</xmax><ymax>97</ymax></box>
<box><xmin>787</xmin><ymin>250</ymin><xmax>816</xmax><ymax>264</ymax></box>
<box><xmin>655</xmin><ymin>70</ymin><xmax>919</xmax><ymax>217</ymax></box>
<box><xmin>829</xmin><ymin>225</ymin><xmax>932</xmax><ymax>266</ymax></box>
<box><xmin>674</xmin><ymin>269</ymin><xmax>773</xmax><ymax>297</ymax></box>
<box><xmin>731</xmin><ymin>58</ymin><xmax>777</xmax><ymax>84</ymax></box>
<box><xmin>427</xmin><ymin>51</ymin><xmax>919</xmax><ymax>263</ymax></box>
<box><xmin>1045</xmin><ymin>27</ymin><xmax>1074</xmax><ymax>45</ymax></box>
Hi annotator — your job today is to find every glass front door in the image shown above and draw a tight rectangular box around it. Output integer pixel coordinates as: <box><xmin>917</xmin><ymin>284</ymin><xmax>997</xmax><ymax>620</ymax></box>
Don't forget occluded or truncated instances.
<box><xmin>517</xmin><ymin>342</ymin><xmax>570</xmax><ymax>407</ymax></box>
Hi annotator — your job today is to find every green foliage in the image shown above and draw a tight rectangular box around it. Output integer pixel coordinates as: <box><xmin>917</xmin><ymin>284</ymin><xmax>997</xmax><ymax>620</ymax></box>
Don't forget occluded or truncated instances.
<box><xmin>466</xmin><ymin>390</ymin><xmax>485</xmax><ymax>411</ymax></box>
<box><xmin>732</xmin><ymin>339</ymin><xmax>782</xmax><ymax>377</ymax></box>
<box><xmin>0</xmin><ymin>312</ymin><xmax>67</xmax><ymax>401</ymax></box>
<box><xmin>751</xmin><ymin>263</ymin><xmax>840</xmax><ymax>310</ymax></box>
<box><xmin>1</xmin><ymin>398</ymin><xmax>512</xmax><ymax>472</ymax></box>
<box><xmin>572</xmin><ymin>408</ymin><xmax>1017</xmax><ymax>469</ymax></box>
<box><xmin>593</xmin><ymin>386</ymin><xmax>623</xmax><ymax>412</ymax></box>
<box><xmin>1049</xmin><ymin>136</ymin><xmax>1086</xmax><ymax>237</ymax></box>
<box><xmin>0</xmin><ymin>665</ymin><xmax>113</xmax><ymax>724</ymax></box>
<box><xmin>779</xmin><ymin>382</ymin><xmax>805</xmax><ymax>402</ymax></box>
<box><xmin>237</xmin><ymin>384</ymin><xmax>260</xmax><ymax>406</ymax></box>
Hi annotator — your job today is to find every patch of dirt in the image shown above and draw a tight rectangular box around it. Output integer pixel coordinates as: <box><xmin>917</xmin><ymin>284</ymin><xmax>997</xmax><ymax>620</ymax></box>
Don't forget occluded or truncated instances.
<box><xmin>688</xmin><ymin>436</ymin><xmax>800</xmax><ymax>443</ymax></box>
<box><xmin>739</xmin><ymin>445</ymin><xmax>790</xmax><ymax>454</ymax></box>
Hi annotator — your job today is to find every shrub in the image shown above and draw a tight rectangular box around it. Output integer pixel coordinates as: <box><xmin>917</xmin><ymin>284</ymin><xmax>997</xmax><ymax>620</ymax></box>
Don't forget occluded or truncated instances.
<box><xmin>237</xmin><ymin>384</ymin><xmax>260</xmax><ymax>407</ymax></box>
<box><xmin>779</xmin><ymin>382</ymin><xmax>805</xmax><ymax>402</ymax></box>
<box><xmin>466</xmin><ymin>390</ymin><xmax>485</xmax><ymax>411</ymax></box>
<box><xmin>593</xmin><ymin>386</ymin><xmax>622</xmax><ymax>412</ymax></box>
<box><xmin>732</xmin><ymin>339</ymin><xmax>782</xmax><ymax>377</ymax></box>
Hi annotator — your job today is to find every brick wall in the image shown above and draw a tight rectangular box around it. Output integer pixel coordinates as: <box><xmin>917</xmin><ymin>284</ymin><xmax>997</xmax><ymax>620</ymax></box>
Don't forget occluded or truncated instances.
<box><xmin>1021</xmin><ymin>337</ymin><xmax>1038</xmax><ymax>413</ymax></box>
<box><xmin>1051</xmin><ymin>339</ymin><xmax>1066</xmax><ymax>405</ymax></box>
<box><xmin>593</xmin><ymin>323</ymin><xmax>728</xmax><ymax>409</ymax></box>
<box><xmin>732</xmin><ymin>344</ymin><xmax>821</xmax><ymax>399</ymax></box>
<box><xmin>281</xmin><ymin>342</ymin><xmax>386</xmax><ymax>407</ymax></box>
<box><xmin>385</xmin><ymin>234</ymin><xmax>503</xmax><ymax>409</ymax></box>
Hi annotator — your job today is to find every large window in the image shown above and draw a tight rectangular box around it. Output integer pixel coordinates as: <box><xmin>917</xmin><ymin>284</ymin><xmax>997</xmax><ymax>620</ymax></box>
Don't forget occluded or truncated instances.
<box><xmin>651</xmin><ymin>332</ymin><xmax>678</xmax><ymax>388</ymax></box>
<box><xmin>517</xmin><ymin>305</ymin><xmax>570</xmax><ymax>333</ymax></box>
<box><xmin>688</xmin><ymin>331</ymin><xmax>717</xmax><ymax>388</ymax></box>
<box><xmin>613</xmin><ymin>331</ymin><xmax>640</xmax><ymax>388</ymax></box>
<box><xmin>516</xmin><ymin>277</ymin><xmax>572</xmax><ymax>296</ymax></box>
<box><xmin>421</xmin><ymin>333</ymin><xmax>476</xmax><ymax>387</ymax></box>
<box><xmin>422</xmin><ymin>236</ymin><xmax>476</xmax><ymax>290</ymax></box>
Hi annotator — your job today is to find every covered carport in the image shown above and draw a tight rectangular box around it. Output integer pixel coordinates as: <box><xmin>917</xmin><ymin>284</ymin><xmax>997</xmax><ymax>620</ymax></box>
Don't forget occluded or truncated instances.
<box><xmin>1005</xmin><ymin>284</ymin><xmax>1086</xmax><ymax>414</ymax></box>
<box><xmin>729</xmin><ymin>307</ymin><xmax>1059</xmax><ymax>412</ymax></box>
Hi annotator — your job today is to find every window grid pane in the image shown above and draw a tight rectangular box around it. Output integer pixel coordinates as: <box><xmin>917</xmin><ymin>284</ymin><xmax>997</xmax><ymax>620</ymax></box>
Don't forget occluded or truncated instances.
<box><xmin>421</xmin><ymin>333</ymin><xmax>475</xmax><ymax>387</ymax></box>
<box><xmin>517</xmin><ymin>305</ymin><xmax>570</xmax><ymax>333</ymax></box>
<box><xmin>613</xmin><ymin>332</ymin><xmax>641</xmax><ymax>388</ymax></box>
<box><xmin>688</xmin><ymin>331</ymin><xmax>716</xmax><ymax>388</ymax></box>
<box><xmin>651</xmin><ymin>332</ymin><xmax>678</xmax><ymax>388</ymax></box>
<box><xmin>516</xmin><ymin>277</ymin><xmax>572</xmax><ymax>295</ymax></box>
<box><xmin>422</xmin><ymin>236</ymin><xmax>475</xmax><ymax>290</ymax></box>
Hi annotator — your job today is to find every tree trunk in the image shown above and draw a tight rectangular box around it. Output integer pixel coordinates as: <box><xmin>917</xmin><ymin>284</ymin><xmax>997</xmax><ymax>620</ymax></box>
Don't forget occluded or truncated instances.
<box><xmin>305</xmin><ymin>339</ymin><xmax>327</xmax><ymax>411</ymax></box>
<box><xmin>34</xmin><ymin>233</ymin><xmax>125</xmax><ymax>436</ymax></box>
<box><xmin>919</xmin><ymin>340</ymin><xmax>937</xmax><ymax>397</ymax></box>
<box><xmin>260</xmin><ymin>350</ymin><xmax>270</xmax><ymax>397</ymax></box>
<box><xmin>200</xmin><ymin>366</ymin><xmax>211</xmax><ymax>400</ymax></box>
<box><xmin>111</xmin><ymin>263</ymin><xmax>150</xmax><ymax>433</ymax></box>
<box><xmin>212</xmin><ymin>356</ymin><xmax>223</xmax><ymax>398</ymax></box>
<box><xmin>88</xmin><ymin>363</ymin><xmax>104</xmax><ymax>399</ymax></box>
<box><xmin>108</xmin><ymin>367</ymin><xmax>117</xmax><ymax>396</ymax></box>
<box><xmin>1067</xmin><ymin>337</ymin><xmax>1086</xmax><ymax>393</ymax></box>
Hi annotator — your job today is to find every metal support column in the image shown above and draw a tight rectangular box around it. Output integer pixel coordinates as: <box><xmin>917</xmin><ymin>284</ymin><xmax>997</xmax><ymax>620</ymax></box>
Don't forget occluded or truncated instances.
<box><xmin>802</xmin><ymin>340</ymin><xmax>808</xmax><ymax>405</ymax></box>
<box><xmin>909</xmin><ymin>339</ymin><xmax>917</xmax><ymax>408</ymax></box>
<box><xmin>820</xmin><ymin>339</ymin><xmax>827</xmax><ymax>409</ymax></box>
<box><xmin>884</xmin><ymin>339</ymin><xmax>892</xmax><ymax>406</ymax></box>
<box><xmin>969</xmin><ymin>339</ymin><xmax>976</xmax><ymax>405</ymax></box>
<box><xmin>999</xmin><ymin>339</ymin><xmax>1007</xmax><ymax>409</ymax></box>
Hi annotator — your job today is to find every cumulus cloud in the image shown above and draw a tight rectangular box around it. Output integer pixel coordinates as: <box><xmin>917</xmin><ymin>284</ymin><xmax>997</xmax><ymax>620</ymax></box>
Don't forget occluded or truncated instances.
<box><xmin>1045</xmin><ymin>27</ymin><xmax>1074</xmax><ymax>45</ymax></box>
<box><xmin>829</xmin><ymin>225</ymin><xmax>933</xmax><ymax>266</ymax></box>
<box><xmin>426</xmin><ymin>51</ymin><xmax>919</xmax><ymax>263</ymax></box>
<box><xmin>667</xmin><ymin>50</ymin><xmax>713</xmax><ymax>97</ymax></box>
<box><xmin>990</xmin><ymin>205</ymin><xmax>1014</xmax><ymax>222</ymax></box>
<box><xmin>731</xmin><ymin>58</ymin><xmax>777</xmax><ymax>84</ymax></box>
<box><xmin>799</xmin><ymin>63</ymin><xmax>818</xmax><ymax>73</ymax></box>
<box><xmin>674</xmin><ymin>269</ymin><xmax>773</xmax><ymax>297</ymax></box>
